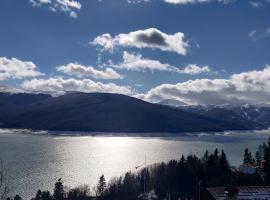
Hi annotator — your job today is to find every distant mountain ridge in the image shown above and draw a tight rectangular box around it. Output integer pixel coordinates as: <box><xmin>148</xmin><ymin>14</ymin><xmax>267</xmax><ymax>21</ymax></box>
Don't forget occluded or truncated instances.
<box><xmin>158</xmin><ymin>99</ymin><xmax>187</xmax><ymax>107</ymax></box>
<box><xmin>0</xmin><ymin>92</ymin><xmax>268</xmax><ymax>133</ymax></box>
<box><xmin>158</xmin><ymin>100</ymin><xmax>270</xmax><ymax>131</ymax></box>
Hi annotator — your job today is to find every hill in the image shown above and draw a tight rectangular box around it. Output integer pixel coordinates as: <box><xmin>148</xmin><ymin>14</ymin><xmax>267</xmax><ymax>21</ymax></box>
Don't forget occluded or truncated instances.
<box><xmin>0</xmin><ymin>92</ymin><xmax>266</xmax><ymax>133</ymax></box>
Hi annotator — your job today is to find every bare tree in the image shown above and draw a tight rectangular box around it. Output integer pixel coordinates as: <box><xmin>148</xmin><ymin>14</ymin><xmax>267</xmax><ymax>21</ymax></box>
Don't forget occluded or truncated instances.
<box><xmin>0</xmin><ymin>159</ymin><xmax>8</xmax><ymax>200</ymax></box>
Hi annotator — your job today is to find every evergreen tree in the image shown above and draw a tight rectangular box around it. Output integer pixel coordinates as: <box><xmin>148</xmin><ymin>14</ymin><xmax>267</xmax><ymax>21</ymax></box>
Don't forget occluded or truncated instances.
<box><xmin>220</xmin><ymin>150</ymin><xmax>229</xmax><ymax>171</ymax></box>
<box><xmin>41</xmin><ymin>191</ymin><xmax>52</xmax><ymax>200</ymax></box>
<box><xmin>213</xmin><ymin>149</ymin><xmax>219</xmax><ymax>165</ymax></box>
<box><xmin>53</xmin><ymin>179</ymin><xmax>65</xmax><ymax>200</ymax></box>
<box><xmin>67</xmin><ymin>186</ymin><xmax>89</xmax><ymax>200</ymax></box>
<box><xmin>34</xmin><ymin>190</ymin><xmax>42</xmax><ymax>200</ymax></box>
<box><xmin>14</xmin><ymin>195</ymin><xmax>22</xmax><ymax>200</ymax></box>
<box><xmin>255</xmin><ymin>145</ymin><xmax>263</xmax><ymax>166</ymax></box>
<box><xmin>180</xmin><ymin>155</ymin><xmax>185</xmax><ymax>164</ymax></box>
<box><xmin>243</xmin><ymin>148</ymin><xmax>253</xmax><ymax>164</ymax></box>
<box><xmin>202</xmin><ymin>150</ymin><xmax>209</xmax><ymax>163</ymax></box>
<box><xmin>96</xmin><ymin>175</ymin><xmax>106</xmax><ymax>198</ymax></box>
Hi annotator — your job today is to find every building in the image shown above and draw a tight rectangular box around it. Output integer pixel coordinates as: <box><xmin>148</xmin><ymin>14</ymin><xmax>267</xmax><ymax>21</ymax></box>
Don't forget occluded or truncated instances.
<box><xmin>237</xmin><ymin>164</ymin><xmax>257</xmax><ymax>175</ymax></box>
<box><xmin>202</xmin><ymin>186</ymin><xmax>270</xmax><ymax>200</ymax></box>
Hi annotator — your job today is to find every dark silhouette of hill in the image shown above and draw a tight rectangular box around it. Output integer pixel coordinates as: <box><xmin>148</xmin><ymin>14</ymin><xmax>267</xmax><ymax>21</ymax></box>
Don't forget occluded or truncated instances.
<box><xmin>0</xmin><ymin>92</ymin><xmax>51</xmax><ymax>122</ymax></box>
<box><xmin>0</xmin><ymin>92</ymin><xmax>264</xmax><ymax>133</ymax></box>
<box><xmin>180</xmin><ymin>105</ymin><xmax>268</xmax><ymax>130</ymax></box>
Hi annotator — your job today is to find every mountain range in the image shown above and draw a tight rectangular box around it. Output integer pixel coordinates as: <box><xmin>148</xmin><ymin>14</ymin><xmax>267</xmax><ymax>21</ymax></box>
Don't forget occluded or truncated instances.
<box><xmin>0</xmin><ymin>92</ymin><xmax>269</xmax><ymax>133</ymax></box>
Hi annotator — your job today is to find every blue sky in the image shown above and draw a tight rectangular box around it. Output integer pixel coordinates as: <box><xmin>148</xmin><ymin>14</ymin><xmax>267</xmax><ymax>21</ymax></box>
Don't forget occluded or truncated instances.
<box><xmin>0</xmin><ymin>0</ymin><xmax>270</xmax><ymax>105</ymax></box>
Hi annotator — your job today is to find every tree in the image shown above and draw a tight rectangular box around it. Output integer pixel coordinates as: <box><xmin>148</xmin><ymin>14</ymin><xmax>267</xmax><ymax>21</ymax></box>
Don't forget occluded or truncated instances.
<box><xmin>41</xmin><ymin>191</ymin><xmax>52</xmax><ymax>200</ymax></box>
<box><xmin>255</xmin><ymin>145</ymin><xmax>263</xmax><ymax>166</ymax></box>
<box><xmin>67</xmin><ymin>185</ymin><xmax>89</xmax><ymax>200</ymax></box>
<box><xmin>243</xmin><ymin>148</ymin><xmax>253</xmax><ymax>164</ymax></box>
<box><xmin>213</xmin><ymin>149</ymin><xmax>219</xmax><ymax>165</ymax></box>
<box><xmin>96</xmin><ymin>175</ymin><xmax>106</xmax><ymax>198</ymax></box>
<box><xmin>53</xmin><ymin>179</ymin><xmax>65</xmax><ymax>200</ymax></box>
<box><xmin>33</xmin><ymin>190</ymin><xmax>42</xmax><ymax>200</ymax></box>
<box><xmin>220</xmin><ymin>150</ymin><xmax>229</xmax><ymax>171</ymax></box>
<box><xmin>13</xmin><ymin>195</ymin><xmax>22</xmax><ymax>200</ymax></box>
<box><xmin>202</xmin><ymin>150</ymin><xmax>209</xmax><ymax>163</ymax></box>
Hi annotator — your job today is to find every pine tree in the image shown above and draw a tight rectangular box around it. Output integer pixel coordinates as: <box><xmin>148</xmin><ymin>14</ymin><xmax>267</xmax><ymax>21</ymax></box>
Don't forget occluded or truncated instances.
<box><xmin>53</xmin><ymin>179</ymin><xmax>65</xmax><ymax>200</ymax></box>
<box><xmin>180</xmin><ymin>155</ymin><xmax>185</xmax><ymax>165</ymax></box>
<box><xmin>14</xmin><ymin>195</ymin><xmax>22</xmax><ymax>200</ymax></box>
<box><xmin>34</xmin><ymin>190</ymin><xmax>42</xmax><ymax>200</ymax></box>
<box><xmin>41</xmin><ymin>191</ymin><xmax>52</xmax><ymax>200</ymax></box>
<box><xmin>213</xmin><ymin>149</ymin><xmax>219</xmax><ymax>165</ymax></box>
<box><xmin>96</xmin><ymin>175</ymin><xmax>106</xmax><ymax>198</ymax></box>
<box><xmin>255</xmin><ymin>151</ymin><xmax>261</xmax><ymax>166</ymax></box>
<box><xmin>243</xmin><ymin>148</ymin><xmax>253</xmax><ymax>164</ymax></box>
<box><xmin>220</xmin><ymin>150</ymin><xmax>229</xmax><ymax>171</ymax></box>
<box><xmin>202</xmin><ymin>150</ymin><xmax>209</xmax><ymax>163</ymax></box>
<box><xmin>255</xmin><ymin>145</ymin><xmax>263</xmax><ymax>167</ymax></box>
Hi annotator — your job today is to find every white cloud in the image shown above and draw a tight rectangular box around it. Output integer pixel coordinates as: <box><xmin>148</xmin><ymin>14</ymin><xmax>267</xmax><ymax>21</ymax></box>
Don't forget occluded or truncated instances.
<box><xmin>127</xmin><ymin>0</ymin><xmax>231</xmax><ymax>4</ymax></box>
<box><xmin>29</xmin><ymin>0</ymin><xmax>81</xmax><ymax>18</ymax></box>
<box><xmin>56</xmin><ymin>63</ymin><xmax>123</xmax><ymax>80</ymax></box>
<box><xmin>248</xmin><ymin>29</ymin><xmax>257</xmax><ymax>39</ymax></box>
<box><xmin>21</xmin><ymin>77</ymin><xmax>132</xmax><ymax>94</ymax></box>
<box><xmin>0</xmin><ymin>85</ymin><xmax>24</xmax><ymax>93</ymax></box>
<box><xmin>163</xmin><ymin>0</ymin><xmax>231</xmax><ymax>4</ymax></box>
<box><xmin>138</xmin><ymin>65</ymin><xmax>270</xmax><ymax>105</ymax></box>
<box><xmin>126</xmin><ymin>0</ymin><xmax>151</xmax><ymax>3</ymax></box>
<box><xmin>91</xmin><ymin>28</ymin><xmax>189</xmax><ymax>55</ymax></box>
<box><xmin>0</xmin><ymin>57</ymin><xmax>43</xmax><ymax>81</ymax></box>
<box><xmin>230</xmin><ymin>67</ymin><xmax>270</xmax><ymax>92</ymax></box>
<box><xmin>111</xmin><ymin>51</ymin><xmax>210</xmax><ymax>75</ymax></box>
<box><xmin>264</xmin><ymin>27</ymin><xmax>270</xmax><ymax>37</ymax></box>
<box><xmin>249</xmin><ymin>1</ymin><xmax>262</xmax><ymax>7</ymax></box>
<box><xmin>30</xmin><ymin>0</ymin><xmax>52</xmax><ymax>5</ymax></box>
<box><xmin>56</xmin><ymin>0</ymin><xmax>81</xmax><ymax>9</ymax></box>
<box><xmin>180</xmin><ymin>64</ymin><xmax>210</xmax><ymax>75</ymax></box>
<box><xmin>113</xmin><ymin>51</ymin><xmax>175</xmax><ymax>72</ymax></box>
<box><xmin>249</xmin><ymin>28</ymin><xmax>270</xmax><ymax>40</ymax></box>
<box><xmin>249</xmin><ymin>0</ymin><xmax>270</xmax><ymax>7</ymax></box>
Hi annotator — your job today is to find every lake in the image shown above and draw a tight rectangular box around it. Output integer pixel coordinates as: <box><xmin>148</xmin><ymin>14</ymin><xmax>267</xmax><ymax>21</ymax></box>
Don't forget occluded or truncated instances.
<box><xmin>0</xmin><ymin>129</ymin><xmax>270</xmax><ymax>199</ymax></box>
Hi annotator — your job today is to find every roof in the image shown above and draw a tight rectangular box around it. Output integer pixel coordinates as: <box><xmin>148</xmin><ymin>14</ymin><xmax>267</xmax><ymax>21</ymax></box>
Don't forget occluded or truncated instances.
<box><xmin>237</xmin><ymin>164</ymin><xmax>257</xmax><ymax>175</ymax></box>
<box><xmin>207</xmin><ymin>186</ymin><xmax>270</xmax><ymax>200</ymax></box>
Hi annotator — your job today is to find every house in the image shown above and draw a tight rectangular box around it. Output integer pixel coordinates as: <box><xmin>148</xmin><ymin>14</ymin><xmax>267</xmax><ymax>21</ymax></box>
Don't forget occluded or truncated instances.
<box><xmin>236</xmin><ymin>164</ymin><xmax>257</xmax><ymax>175</ymax></box>
<box><xmin>202</xmin><ymin>186</ymin><xmax>270</xmax><ymax>200</ymax></box>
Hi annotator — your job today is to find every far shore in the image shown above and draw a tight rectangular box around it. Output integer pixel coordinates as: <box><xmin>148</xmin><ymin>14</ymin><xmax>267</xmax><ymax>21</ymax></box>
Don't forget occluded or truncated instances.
<box><xmin>1</xmin><ymin>127</ymin><xmax>270</xmax><ymax>138</ymax></box>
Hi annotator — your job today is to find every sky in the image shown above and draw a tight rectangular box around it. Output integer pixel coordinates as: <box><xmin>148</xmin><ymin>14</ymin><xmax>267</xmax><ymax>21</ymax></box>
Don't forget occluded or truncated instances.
<box><xmin>0</xmin><ymin>0</ymin><xmax>270</xmax><ymax>105</ymax></box>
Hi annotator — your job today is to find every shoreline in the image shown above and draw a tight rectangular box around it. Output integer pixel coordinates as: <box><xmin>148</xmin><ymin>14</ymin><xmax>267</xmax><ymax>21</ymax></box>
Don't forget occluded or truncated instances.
<box><xmin>1</xmin><ymin>127</ymin><xmax>270</xmax><ymax>138</ymax></box>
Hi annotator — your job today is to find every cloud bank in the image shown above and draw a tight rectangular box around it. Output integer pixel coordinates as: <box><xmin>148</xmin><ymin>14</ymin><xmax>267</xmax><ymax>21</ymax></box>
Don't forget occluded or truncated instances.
<box><xmin>111</xmin><ymin>51</ymin><xmax>210</xmax><ymax>74</ymax></box>
<box><xmin>57</xmin><ymin>63</ymin><xmax>123</xmax><ymax>80</ymax></box>
<box><xmin>29</xmin><ymin>0</ymin><xmax>81</xmax><ymax>18</ymax></box>
<box><xmin>138</xmin><ymin>65</ymin><xmax>270</xmax><ymax>105</ymax></box>
<box><xmin>0</xmin><ymin>57</ymin><xmax>43</xmax><ymax>81</ymax></box>
<box><xmin>21</xmin><ymin>77</ymin><xmax>131</xmax><ymax>95</ymax></box>
<box><xmin>91</xmin><ymin>28</ymin><xmax>189</xmax><ymax>55</ymax></box>
<box><xmin>163</xmin><ymin>0</ymin><xmax>231</xmax><ymax>4</ymax></box>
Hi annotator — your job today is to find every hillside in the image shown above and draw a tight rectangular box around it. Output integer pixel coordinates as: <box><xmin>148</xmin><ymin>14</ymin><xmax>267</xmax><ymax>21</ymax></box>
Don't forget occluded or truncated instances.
<box><xmin>0</xmin><ymin>92</ymin><xmax>266</xmax><ymax>133</ymax></box>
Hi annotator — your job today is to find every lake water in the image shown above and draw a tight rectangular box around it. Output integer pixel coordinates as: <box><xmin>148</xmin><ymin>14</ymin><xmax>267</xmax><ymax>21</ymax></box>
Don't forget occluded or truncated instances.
<box><xmin>0</xmin><ymin>129</ymin><xmax>270</xmax><ymax>199</ymax></box>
